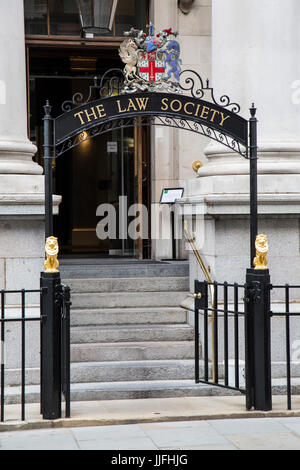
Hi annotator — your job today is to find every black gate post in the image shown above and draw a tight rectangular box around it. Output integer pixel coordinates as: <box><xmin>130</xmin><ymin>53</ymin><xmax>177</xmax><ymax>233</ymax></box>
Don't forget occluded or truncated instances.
<box><xmin>43</xmin><ymin>100</ymin><xmax>54</xmax><ymax>239</ymax></box>
<box><xmin>249</xmin><ymin>104</ymin><xmax>258</xmax><ymax>267</ymax></box>
<box><xmin>245</xmin><ymin>268</ymin><xmax>272</xmax><ymax>411</ymax></box>
<box><xmin>41</xmin><ymin>100</ymin><xmax>62</xmax><ymax>420</ymax></box>
<box><xmin>40</xmin><ymin>272</ymin><xmax>62</xmax><ymax>420</ymax></box>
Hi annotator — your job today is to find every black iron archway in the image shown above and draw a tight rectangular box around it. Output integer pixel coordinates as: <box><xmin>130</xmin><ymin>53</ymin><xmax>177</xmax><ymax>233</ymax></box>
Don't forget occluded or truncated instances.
<box><xmin>43</xmin><ymin>69</ymin><xmax>258</xmax><ymax>266</ymax></box>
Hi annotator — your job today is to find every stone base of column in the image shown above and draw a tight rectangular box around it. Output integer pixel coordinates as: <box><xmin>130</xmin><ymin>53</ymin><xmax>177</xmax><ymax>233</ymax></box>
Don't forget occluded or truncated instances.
<box><xmin>179</xmin><ymin>190</ymin><xmax>300</xmax><ymax>288</ymax></box>
<box><xmin>199</xmin><ymin>143</ymin><xmax>300</xmax><ymax>178</ymax></box>
<box><xmin>188</xmin><ymin>172</ymin><xmax>300</xmax><ymax>198</ymax></box>
<box><xmin>0</xmin><ymin>140</ymin><xmax>42</xmax><ymax>175</ymax></box>
<box><xmin>0</xmin><ymin>174</ymin><xmax>61</xmax><ymax>296</ymax></box>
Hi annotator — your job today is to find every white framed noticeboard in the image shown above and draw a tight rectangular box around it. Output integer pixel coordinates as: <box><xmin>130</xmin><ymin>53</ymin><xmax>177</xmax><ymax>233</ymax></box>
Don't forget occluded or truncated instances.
<box><xmin>160</xmin><ymin>188</ymin><xmax>184</xmax><ymax>204</ymax></box>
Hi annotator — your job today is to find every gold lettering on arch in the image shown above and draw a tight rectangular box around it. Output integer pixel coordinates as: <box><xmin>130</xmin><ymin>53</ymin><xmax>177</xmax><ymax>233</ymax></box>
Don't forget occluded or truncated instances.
<box><xmin>184</xmin><ymin>102</ymin><xmax>195</xmax><ymax>115</ymax></box>
<box><xmin>170</xmin><ymin>99</ymin><xmax>182</xmax><ymax>112</ymax></box>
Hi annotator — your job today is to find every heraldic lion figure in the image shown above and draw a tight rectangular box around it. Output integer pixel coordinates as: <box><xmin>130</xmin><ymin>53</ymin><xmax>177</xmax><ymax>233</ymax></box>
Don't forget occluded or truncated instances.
<box><xmin>44</xmin><ymin>236</ymin><xmax>59</xmax><ymax>273</ymax></box>
<box><xmin>253</xmin><ymin>234</ymin><xmax>268</xmax><ymax>270</ymax></box>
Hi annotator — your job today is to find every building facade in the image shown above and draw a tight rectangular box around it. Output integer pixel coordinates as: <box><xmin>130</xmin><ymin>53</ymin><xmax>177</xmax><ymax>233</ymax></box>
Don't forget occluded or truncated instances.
<box><xmin>0</xmin><ymin>0</ymin><xmax>299</xmax><ymax>294</ymax></box>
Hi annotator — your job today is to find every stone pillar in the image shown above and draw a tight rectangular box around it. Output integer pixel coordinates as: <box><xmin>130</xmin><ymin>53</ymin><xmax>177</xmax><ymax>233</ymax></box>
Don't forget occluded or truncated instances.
<box><xmin>199</xmin><ymin>0</ymin><xmax>300</xmax><ymax>181</ymax></box>
<box><xmin>184</xmin><ymin>0</ymin><xmax>300</xmax><ymax>286</ymax></box>
<box><xmin>0</xmin><ymin>0</ymin><xmax>41</xmax><ymax>176</ymax></box>
<box><xmin>0</xmin><ymin>1</ymin><xmax>59</xmax><ymax>296</ymax></box>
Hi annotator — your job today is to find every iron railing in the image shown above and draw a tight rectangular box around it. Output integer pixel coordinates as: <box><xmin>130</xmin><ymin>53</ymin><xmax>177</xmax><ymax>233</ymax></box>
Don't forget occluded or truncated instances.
<box><xmin>194</xmin><ymin>280</ymin><xmax>246</xmax><ymax>395</ymax></box>
<box><xmin>59</xmin><ymin>284</ymin><xmax>71</xmax><ymax>419</ymax></box>
<box><xmin>195</xmin><ymin>277</ymin><xmax>300</xmax><ymax>411</ymax></box>
<box><xmin>0</xmin><ymin>288</ymin><xmax>43</xmax><ymax>422</ymax></box>
<box><xmin>270</xmin><ymin>284</ymin><xmax>300</xmax><ymax>410</ymax></box>
<box><xmin>0</xmin><ymin>282</ymin><xmax>71</xmax><ymax>423</ymax></box>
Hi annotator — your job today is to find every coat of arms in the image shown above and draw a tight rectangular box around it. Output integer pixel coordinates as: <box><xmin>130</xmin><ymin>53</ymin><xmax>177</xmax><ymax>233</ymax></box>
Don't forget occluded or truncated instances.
<box><xmin>119</xmin><ymin>23</ymin><xmax>182</xmax><ymax>94</ymax></box>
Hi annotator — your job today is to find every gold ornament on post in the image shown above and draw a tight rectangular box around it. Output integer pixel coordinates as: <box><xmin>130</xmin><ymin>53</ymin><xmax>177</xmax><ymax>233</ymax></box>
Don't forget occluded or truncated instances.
<box><xmin>253</xmin><ymin>234</ymin><xmax>268</xmax><ymax>270</ymax></box>
<box><xmin>44</xmin><ymin>236</ymin><xmax>59</xmax><ymax>273</ymax></box>
<box><xmin>192</xmin><ymin>160</ymin><xmax>203</xmax><ymax>173</ymax></box>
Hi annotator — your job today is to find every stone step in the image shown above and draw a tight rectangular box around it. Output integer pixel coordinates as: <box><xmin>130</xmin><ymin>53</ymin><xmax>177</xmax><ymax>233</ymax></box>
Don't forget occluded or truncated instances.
<box><xmin>5</xmin><ymin>359</ymin><xmax>197</xmax><ymax>386</ymax></box>
<box><xmin>70</xmin><ymin>324</ymin><xmax>194</xmax><ymax>344</ymax></box>
<box><xmin>7</xmin><ymin>361</ymin><xmax>300</xmax><ymax>387</ymax></box>
<box><xmin>70</xmin><ymin>359</ymin><xmax>197</xmax><ymax>383</ymax></box>
<box><xmin>60</xmin><ymin>260</ymin><xmax>189</xmax><ymax>279</ymax></box>
<box><xmin>2</xmin><ymin>380</ymin><xmax>224</xmax><ymax>405</ymax></box>
<box><xmin>71</xmin><ymin>307</ymin><xmax>187</xmax><ymax>326</ymax></box>
<box><xmin>64</xmin><ymin>277</ymin><xmax>189</xmax><ymax>294</ymax></box>
<box><xmin>6</xmin><ymin>378</ymin><xmax>300</xmax><ymax>405</ymax></box>
<box><xmin>71</xmin><ymin>291</ymin><xmax>188</xmax><ymax>309</ymax></box>
<box><xmin>71</xmin><ymin>341</ymin><xmax>197</xmax><ymax>362</ymax></box>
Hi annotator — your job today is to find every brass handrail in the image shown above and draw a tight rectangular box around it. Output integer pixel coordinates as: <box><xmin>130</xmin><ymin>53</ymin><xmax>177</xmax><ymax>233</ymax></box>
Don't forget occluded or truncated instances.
<box><xmin>184</xmin><ymin>221</ymin><xmax>214</xmax><ymax>300</ymax></box>
<box><xmin>184</xmin><ymin>221</ymin><xmax>216</xmax><ymax>381</ymax></box>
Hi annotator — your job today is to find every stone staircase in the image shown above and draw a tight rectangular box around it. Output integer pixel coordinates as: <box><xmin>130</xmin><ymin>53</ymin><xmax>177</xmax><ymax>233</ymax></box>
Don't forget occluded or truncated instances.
<box><xmin>5</xmin><ymin>259</ymin><xmax>296</xmax><ymax>404</ymax></box>
<box><xmin>5</xmin><ymin>259</ymin><xmax>211</xmax><ymax>404</ymax></box>
<box><xmin>64</xmin><ymin>260</ymin><xmax>203</xmax><ymax>401</ymax></box>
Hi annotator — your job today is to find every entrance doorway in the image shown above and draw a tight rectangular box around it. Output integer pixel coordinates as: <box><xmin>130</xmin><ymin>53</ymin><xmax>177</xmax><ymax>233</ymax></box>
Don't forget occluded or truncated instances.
<box><xmin>28</xmin><ymin>48</ymin><xmax>151</xmax><ymax>258</ymax></box>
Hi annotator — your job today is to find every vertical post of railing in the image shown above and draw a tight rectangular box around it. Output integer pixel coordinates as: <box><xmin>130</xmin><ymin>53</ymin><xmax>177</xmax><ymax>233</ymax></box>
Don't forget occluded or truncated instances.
<box><xmin>194</xmin><ymin>282</ymin><xmax>200</xmax><ymax>384</ymax></box>
<box><xmin>43</xmin><ymin>100</ymin><xmax>54</xmax><ymax>239</ymax></box>
<box><xmin>223</xmin><ymin>282</ymin><xmax>229</xmax><ymax>387</ymax></box>
<box><xmin>249</xmin><ymin>104</ymin><xmax>258</xmax><ymax>267</ymax></box>
<box><xmin>234</xmin><ymin>283</ymin><xmax>239</xmax><ymax>389</ymax></box>
<box><xmin>1</xmin><ymin>291</ymin><xmax>5</xmax><ymax>422</ymax></box>
<box><xmin>40</xmin><ymin>272</ymin><xmax>62</xmax><ymax>420</ymax></box>
<box><xmin>21</xmin><ymin>289</ymin><xmax>26</xmax><ymax>422</ymax></box>
<box><xmin>213</xmin><ymin>282</ymin><xmax>218</xmax><ymax>383</ymax></box>
<box><xmin>62</xmin><ymin>285</ymin><xmax>71</xmax><ymax>419</ymax></box>
<box><xmin>194</xmin><ymin>280</ymin><xmax>207</xmax><ymax>383</ymax></box>
<box><xmin>285</xmin><ymin>285</ymin><xmax>292</xmax><ymax>410</ymax></box>
<box><xmin>245</xmin><ymin>268</ymin><xmax>272</xmax><ymax>411</ymax></box>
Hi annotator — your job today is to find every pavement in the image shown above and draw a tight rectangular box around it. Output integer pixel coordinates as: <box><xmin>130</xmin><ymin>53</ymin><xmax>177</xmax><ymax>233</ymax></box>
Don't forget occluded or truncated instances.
<box><xmin>2</xmin><ymin>395</ymin><xmax>300</xmax><ymax>432</ymax></box>
<box><xmin>3</xmin><ymin>416</ymin><xmax>300</xmax><ymax>449</ymax></box>
<box><xmin>2</xmin><ymin>396</ymin><xmax>300</xmax><ymax>450</ymax></box>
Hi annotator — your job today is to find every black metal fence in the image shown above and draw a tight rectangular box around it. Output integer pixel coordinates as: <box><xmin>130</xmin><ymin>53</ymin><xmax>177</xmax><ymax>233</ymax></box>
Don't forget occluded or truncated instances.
<box><xmin>0</xmin><ymin>289</ymin><xmax>42</xmax><ymax>422</ymax></box>
<box><xmin>60</xmin><ymin>284</ymin><xmax>71</xmax><ymax>419</ymax></box>
<box><xmin>194</xmin><ymin>280</ymin><xmax>246</xmax><ymax>395</ymax></box>
<box><xmin>269</xmin><ymin>284</ymin><xmax>300</xmax><ymax>411</ymax></box>
<box><xmin>0</xmin><ymin>280</ymin><xmax>71</xmax><ymax>423</ymax></box>
<box><xmin>194</xmin><ymin>270</ymin><xmax>300</xmax><ymax>412</ymax></box>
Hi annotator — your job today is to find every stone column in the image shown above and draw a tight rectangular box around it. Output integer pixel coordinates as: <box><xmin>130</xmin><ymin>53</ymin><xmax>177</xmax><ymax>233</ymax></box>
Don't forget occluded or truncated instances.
<box><xmin>198</xmin><ymin>0</ymin><xmax>300</xmax><ymax>181</ymax></box>
<box><xmin>0</xmin><ymin>0</ymin><xmax>41</xmax><ymax>176</ymax></box>
<box><xmin>184</xmin><ymin>0</ymin><xmax>300</xmax><ymax>285</ymax></box>
<box><xmin>0</xmin><ymin>1</ymin><xmax>59</xmax><ymax>296</ymax></box>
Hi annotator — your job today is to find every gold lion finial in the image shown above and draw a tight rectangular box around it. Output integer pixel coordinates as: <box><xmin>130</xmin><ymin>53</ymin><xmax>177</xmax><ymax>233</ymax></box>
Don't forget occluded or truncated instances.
<box><xmin>253</xmin><ymin>234</ymin><xmax>268</xmax><ymax>270</ymax></box>
<box><xmin>192</xmin><ymin>160</ymin><xmax>203</xmax><ymax>173</ymax></box>
<box><xmin>44</xmin><ymin>236</ymin><xmax>59</xmax><ymax>273</ymax></box>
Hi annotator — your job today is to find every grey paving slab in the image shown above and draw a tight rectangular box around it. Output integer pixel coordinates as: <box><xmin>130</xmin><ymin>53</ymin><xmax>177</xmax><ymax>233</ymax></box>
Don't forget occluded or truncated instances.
<box><xmin>70</xmin><ymin>424</ymin><xmax>159</xmax><ymax>450</ymax></box>
<box><xmin>75</xmin><ymin>437</ymin><xmax>158</xmax><ymax>450</ymax></box>
<box><xmin>169</xmin><ymin>444</ymin><xmax>238</xmax><ymax>450</ymax></box>
<box><xmin>3</xmin><ymin>418</ymin><xmax>300</xmax><ymax>450</ymax></box>
<box><xmin>277</xmin><ymin>417</ymin><xmax>300</xmax><ymax>435</ymax></box>
<box><xmin>140</xmin><ymin>425</ymin><xmax>229</xmax><ymax>448</ymax></box>
<box><xmin>140</xmin><ymin>420</ymin><xmax>216</xmax><ymax>429</ymax></box>
<box><xmin>227</xmin><ymin>432</ymin><xmax>300</xmax><ymax>450</ymax></box>
<box><xmin>0</xmin><ymin>428</ymin><xmax>79</xmax><ymax>450</ymax></box>
<box><xmin>210</xmin><ymin>417</ymin><xmax>289</xmax><ymax>435</ymax></box>
<box><xmin>71</xmin><ymin>424</ymin><xmax>146</xmax><ymax>441</ymax></box>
